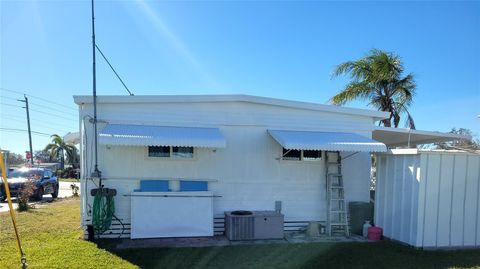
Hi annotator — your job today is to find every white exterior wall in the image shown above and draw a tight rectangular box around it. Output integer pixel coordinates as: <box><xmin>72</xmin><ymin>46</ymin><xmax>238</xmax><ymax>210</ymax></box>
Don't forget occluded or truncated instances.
<box><xmin>375</xmin><ymin>151</ymin><xmax>480</xmax><ymax>248</ymax></box>
<box><xmin>78</xmin><ymin>100</ymin><xmax>375</xmax><ymax>237</ymax></box>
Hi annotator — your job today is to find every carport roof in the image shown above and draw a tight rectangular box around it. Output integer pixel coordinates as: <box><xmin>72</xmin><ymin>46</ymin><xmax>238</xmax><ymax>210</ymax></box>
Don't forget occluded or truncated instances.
<box><xmin>372</xmin><ymin>126</ymin><xmax>471</xmax><ymax>147</ymax></box>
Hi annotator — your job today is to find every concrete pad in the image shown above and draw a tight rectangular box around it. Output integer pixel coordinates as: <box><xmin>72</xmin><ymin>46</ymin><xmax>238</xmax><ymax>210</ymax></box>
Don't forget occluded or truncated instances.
<box><xmin>116</xmin><ymin>236</ymin><xmax>231</xmax><ymax>249</ymax></box>
<box><xmin>115</xmin><ymin>232</ymin><xmax>370</xmax><ymax>249</ymax></box>
<box><xmin>284</xmin><ymin>232</ymin><xmax>370</xmax><ymax>243</ymax></box>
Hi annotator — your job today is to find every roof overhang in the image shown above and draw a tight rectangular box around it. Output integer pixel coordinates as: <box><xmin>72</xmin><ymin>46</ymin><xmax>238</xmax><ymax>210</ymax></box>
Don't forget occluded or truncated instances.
<box><xmin>372</xmin><ymin>126</ymin><xmax>471</xmax><ymax>147</ymax></box>
<box><xmin>98</xmin><ymin>124</ymin><xmax>226</xmax><ymax>148</ymax></box>
<box><xmin>268</xmin><ymin>130</ymin><xmax>387</xmax><ymax>152</ymax></box>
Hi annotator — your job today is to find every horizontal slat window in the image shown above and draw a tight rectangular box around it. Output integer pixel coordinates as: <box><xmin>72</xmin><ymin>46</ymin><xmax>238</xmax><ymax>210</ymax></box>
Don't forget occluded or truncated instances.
<box><xmin>283</xmin><ymin>148</ymin><xmax>301</xmax><ymax>160</ymax></box>
<box><xmin>282</xmin><ymin>148</ymin><xmax>322</xmax><ymax>161</ymax></box>
<box><xmin>172</xmin><ymin>147</ymin><xmax>194</xmax><ymax>158</ymax></box>
<box><xmin>303</xmin><ymin>150</ymin><xmax>322</xmax><ymax>161</ymax></box>
<box><xmin>148</xmin><ymin>146</ymin><xmax>170</xmax><ymax>157</ymax></box>
<box><xmin>148</xmin><ymin>146</ymin><xmax>194</xmax><ymax>159</ymax></box>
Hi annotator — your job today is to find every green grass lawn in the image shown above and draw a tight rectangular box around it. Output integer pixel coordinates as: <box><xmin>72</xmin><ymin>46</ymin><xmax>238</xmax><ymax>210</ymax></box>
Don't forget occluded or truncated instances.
<box><xmin>0</xmin><ymin>198</ymin><xmax>136</xmax><ymax>269</ymax></box>
<box><xmin>2</xmin><ymin>199</ymin><xmax>480</xmax><ymax>269</ymax></box>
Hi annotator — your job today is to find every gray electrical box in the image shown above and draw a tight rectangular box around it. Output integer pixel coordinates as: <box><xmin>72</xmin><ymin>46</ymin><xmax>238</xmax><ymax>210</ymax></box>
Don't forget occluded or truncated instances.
<box><xmin>253</xmin><ymin>211</ymin><xmax>284</xmax><ymax>239</ymax></box>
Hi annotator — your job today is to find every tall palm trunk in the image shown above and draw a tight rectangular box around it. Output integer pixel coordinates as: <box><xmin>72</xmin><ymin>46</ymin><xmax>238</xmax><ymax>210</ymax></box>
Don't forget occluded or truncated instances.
<box><xmin>380</xmin><ymin>97</ymin><xmax>392</xmax><ymax>127</ymax></box>
<box><xmin>60</xmin><ymin>148</ymin><xmax>65</xmax><ymax>170</ymax></box>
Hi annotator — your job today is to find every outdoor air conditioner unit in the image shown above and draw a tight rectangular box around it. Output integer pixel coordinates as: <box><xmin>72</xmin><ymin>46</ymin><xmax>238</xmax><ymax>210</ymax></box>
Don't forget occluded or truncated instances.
<box><xmin>225</xmin><ymin>211</ymin><xmax>255</xmax><ymax>240</ymax></box>
<box><xmin>225</xmin><ymin>210</ymin><xmax>284</xmax><ymax>240</ymax></box>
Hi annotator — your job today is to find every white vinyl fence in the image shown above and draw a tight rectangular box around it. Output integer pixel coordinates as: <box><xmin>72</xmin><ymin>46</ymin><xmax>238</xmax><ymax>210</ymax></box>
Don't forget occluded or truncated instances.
<box><xmin>375</xmin><ymin>150</ymin><xmax>480</xmax><ymax>249</ymax></box>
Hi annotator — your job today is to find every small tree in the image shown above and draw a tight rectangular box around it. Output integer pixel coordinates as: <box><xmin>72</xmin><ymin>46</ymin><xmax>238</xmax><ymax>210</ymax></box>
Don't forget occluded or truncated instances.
<box><xmin>34</xmin><ymin>150</ymin><xmax>56</xmax><ymax>163</ymax></box>
<box><xmin>6</xmin><ymin>152</ymin><xmax>26</xmax><ymax>166</ymax></box>
<box><xmin>17</xmin><ymin>180</ymin><xmax>36</xmax><ymax>211</ymax></box>
<box><xmin>436</xmin><ymin>128</ymin><xmax>479</xmax><ymax>150</ymax></box>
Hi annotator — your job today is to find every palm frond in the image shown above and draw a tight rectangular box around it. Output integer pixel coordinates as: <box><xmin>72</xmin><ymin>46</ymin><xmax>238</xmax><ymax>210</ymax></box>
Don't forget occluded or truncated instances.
<box><xmin>403</xmin><ymin>109</ymin><xmax>416</xmax><ymax>130</ymax></box>
<box><xmin>330</xmin><ymin>81</ymin><xmax>373</xmax><ymax>105</ymax></box>
<box><xmin>44</xmin><ymin>144</ymin><xmax>56</xmax><ymax>151</ymax></box>
<box><xmin>331</xmin><ymin>49</ymin><xmax>417</xmax><ymax>129</ymax></box>
<box><xmin>332</xmin><ymin>61</ymin><xmax>355</xmax><ymax>78</ymax></box>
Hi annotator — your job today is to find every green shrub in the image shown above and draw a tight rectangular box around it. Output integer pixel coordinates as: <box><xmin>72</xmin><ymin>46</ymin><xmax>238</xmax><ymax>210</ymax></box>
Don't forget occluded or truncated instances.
<box><xmin>17</xmin><ymin>180</ymin><xmax>36</xmax><ymax>212</ymax></box>
<box><xmin>56</xmin><ymin>167</ymin><xmax>78</xmax><ymax>178</ymax></box>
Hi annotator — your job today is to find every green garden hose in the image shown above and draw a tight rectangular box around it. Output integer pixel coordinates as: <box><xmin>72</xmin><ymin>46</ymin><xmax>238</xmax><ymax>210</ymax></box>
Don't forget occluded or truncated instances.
<box><xmin>92</xmin><ymin>191</ymin><xmax>115</xmax><ymax>234</ymax></box>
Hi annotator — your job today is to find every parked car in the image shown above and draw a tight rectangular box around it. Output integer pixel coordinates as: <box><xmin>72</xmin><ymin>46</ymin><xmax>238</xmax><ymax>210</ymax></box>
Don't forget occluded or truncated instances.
<box><xmin>0</xmin><ymin>167</ymin><xmax>59</xmax><ymax>201</ymax></box>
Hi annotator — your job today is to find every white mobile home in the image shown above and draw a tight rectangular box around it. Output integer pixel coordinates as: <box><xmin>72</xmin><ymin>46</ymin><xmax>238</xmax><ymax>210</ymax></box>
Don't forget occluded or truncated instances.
<box><xmin>73</xmin><ymin>94</ymin><xmax>468</xmax><ymax>240</ymax></box>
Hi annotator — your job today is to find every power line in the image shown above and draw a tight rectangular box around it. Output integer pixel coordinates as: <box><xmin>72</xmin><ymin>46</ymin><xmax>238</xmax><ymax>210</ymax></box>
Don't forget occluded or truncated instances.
<box><xmin>1</xmin><ymin>113</ymin><xmax>76</xmax><ymax>130</ymax></box>
<box><xmin>23</xmin><ymin>120</ymin><xmax>72</xmax><ymax>134</ymax></box>
<box><xmin>1</xmin><ymin>111</ymin><xmax>75</xmax><ymax>133</ymax></box>
<box><xmin>0</xmin><ymin>114</ymin><xmax>25</xmax><ymax>122</ymax></box>
<box><xmin>0</xmin><ymin>88</ymin><xmax>77</xmax><ymax>111</ymax></box>
<box><xmin>0</xmin><ymin>102</ymin><xmax>23</xmax><ymax>108</ymax></box>
<box><xmin>1</xmin><ymin>101</ymin><xmax>77</xmax><ymax>122</ymax></box>
<box><xmin>29</xmin><ymin>95</ymin><xmax>76</xmax><ymax>111</ymax></box>
<box><xmin>28</xmin><ymin>101</ymin><xmax>79</xmax><ymax>115</ymax></box>
<box><xmin>0</xmin><ymin>88</ymin><xmax>24</xmax><ymax>96</ymax></box>
<box><xmin>28</xmin><ymin>108</ymin><xmax>77</xmax><ymax>122</ymax></box>
<box><xmin>2</xmin><ymin>95</ymin><xmax>77</xmax><ymax>115</ymax></box>
<box><xmin>0</xmin><ymin>128</ymin><xmax>51</xmax><ymax>137</ymax></box>
<box><xmin>0</xmin><ymin>96</ymin><xmax>19</xmax><ymax>102</ymax></box>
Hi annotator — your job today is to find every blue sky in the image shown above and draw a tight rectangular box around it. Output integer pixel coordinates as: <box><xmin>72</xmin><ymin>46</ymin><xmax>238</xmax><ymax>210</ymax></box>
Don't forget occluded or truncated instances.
<box><xmin>1</xmin><ymin>0</ymin><xmax>479</xmax><ymax>155</ymax></box>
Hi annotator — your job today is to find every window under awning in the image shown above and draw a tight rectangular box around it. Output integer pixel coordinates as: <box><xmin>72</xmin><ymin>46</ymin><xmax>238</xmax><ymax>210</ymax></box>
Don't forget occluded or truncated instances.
<box><xmin>268</xmin><ymin>130</ymin><xmax>387</xmax><ymax>153</ymax></box>
<box><xmin>98</xmin><ymin>124</ymin><xmax>226</xmax><ymax>148</ymax></box>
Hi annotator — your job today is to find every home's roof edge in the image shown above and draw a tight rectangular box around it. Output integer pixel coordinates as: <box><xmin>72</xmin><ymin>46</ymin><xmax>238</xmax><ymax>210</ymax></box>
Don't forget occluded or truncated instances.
<box><xmin>73</xmin><ymin>94</ymin><xmax>389</xmax><ymax>120</ymax></box>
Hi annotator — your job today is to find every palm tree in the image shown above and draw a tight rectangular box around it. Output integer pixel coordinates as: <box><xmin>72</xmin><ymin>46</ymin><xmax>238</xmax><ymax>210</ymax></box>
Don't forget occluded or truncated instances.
<box><xmin>44</xmin><ymin>134</ymin><xmax>78</xmax><ymax>169</ymax></box>
<box><xmin>331</xmin><ymin>49</ymin><xmax>416</xmax><ymax>129</ymax></box>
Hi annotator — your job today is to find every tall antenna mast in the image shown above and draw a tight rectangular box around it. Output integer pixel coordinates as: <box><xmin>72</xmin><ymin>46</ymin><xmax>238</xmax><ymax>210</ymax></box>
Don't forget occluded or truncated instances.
<box><xmin>91</xmin><ymin>0</ymin><xmax>101</xmax><ymax>181</ymax></box>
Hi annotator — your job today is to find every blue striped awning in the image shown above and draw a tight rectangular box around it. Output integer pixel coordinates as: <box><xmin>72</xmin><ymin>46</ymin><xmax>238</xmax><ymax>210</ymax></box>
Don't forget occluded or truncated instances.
<box><xmin>99</xmin><ymin>124</ymin><xmax>226</xmax><ymax>148</ymax></box>
<box><xmin>268</xmin><ymin>130</ymin><xmax>387</xmax><ymax>152</ymax></box>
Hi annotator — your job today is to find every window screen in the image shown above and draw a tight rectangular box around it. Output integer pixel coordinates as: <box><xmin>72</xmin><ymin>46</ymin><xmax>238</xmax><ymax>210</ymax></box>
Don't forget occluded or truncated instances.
<box><xmin>148</xmin><ymin>146</ymin><xmax>170</xmax><ymax>157</ymax></box>
<box><xmin>282</xmin><ymin>148</ymin><xmax>301</xmax><ymax>160</ymax></box>
<box><xmin>303</xmin><ymin>150</ymin><xmax>322</xmax><ymax>160</ymax></box>
<box><xmin>172</xmin><ymin>147</ymin><xmax>194</xmax><ymax>158</ymax></box>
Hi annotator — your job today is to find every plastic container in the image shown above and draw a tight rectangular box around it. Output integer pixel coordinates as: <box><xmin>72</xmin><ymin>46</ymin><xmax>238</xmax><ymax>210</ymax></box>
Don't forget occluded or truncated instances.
<box><xmin>367</xmin><ymin>226</ymin><xmax>383</xmax><ymax>241</ymax></box>
<box><xmin>362</xmin><ymin>221</ymin><xmax>372</xmax><ymax>238</ymax></box>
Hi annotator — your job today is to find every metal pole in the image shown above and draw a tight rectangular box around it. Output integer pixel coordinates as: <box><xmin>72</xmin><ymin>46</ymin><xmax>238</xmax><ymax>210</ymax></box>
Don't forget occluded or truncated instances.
<box><xmin>0</xmin><ymin>150</ymin><xmax>28</xmax><ymax>268</ymax></box>
<box><xmin>91</xmin><ymin>0</ymin><xmax>101</xmax><ymax>181</ymax></box>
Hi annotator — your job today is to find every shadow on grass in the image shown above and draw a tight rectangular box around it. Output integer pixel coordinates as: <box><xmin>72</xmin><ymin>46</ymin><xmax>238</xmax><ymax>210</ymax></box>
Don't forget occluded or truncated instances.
<box><xmin>96</xmin><ymin>240</ymin><xmax>480</xmax><ymax>269</ymax></box>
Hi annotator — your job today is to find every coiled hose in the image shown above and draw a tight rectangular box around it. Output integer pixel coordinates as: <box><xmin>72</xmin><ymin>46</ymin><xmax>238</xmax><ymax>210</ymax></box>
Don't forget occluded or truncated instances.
<box><xmin>92</xmin><ymin>191</ymin><xmax>115</xmax><ymax>234</ymax></box>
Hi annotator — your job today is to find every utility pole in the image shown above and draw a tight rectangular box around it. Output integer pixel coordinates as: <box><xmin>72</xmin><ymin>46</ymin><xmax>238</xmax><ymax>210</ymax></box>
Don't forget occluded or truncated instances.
<box><xmin>18</xmin><ymin>95</ymin><xmax>33</xmax><ymax>165</ymax></box>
